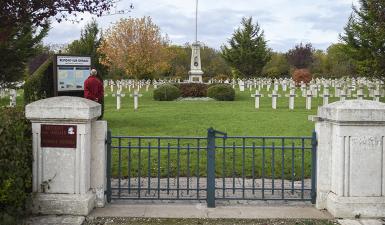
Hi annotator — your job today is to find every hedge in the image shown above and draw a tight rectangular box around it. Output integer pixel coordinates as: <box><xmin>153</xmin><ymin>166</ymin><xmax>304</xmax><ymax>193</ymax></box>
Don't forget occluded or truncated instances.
<box><xmin>178</xmin><ymin>83</ymin><xmax>208</xmax><ymax>97</ymax></box>
<box><xmin>23</xmin><ymin>57</ymin><xmax>54</xmax><ymax>105</ymax></box>
<box><xmin>0</xmin><ymin>108</ymin><xmax>32</xmax><ymax>225</ymax></box>
<box><xmin>153</xmin><ymin>84</ymin><xmax>181</xmax><ymax>101</ymax></box>
<box><xmin>207</xmin><ymin>84</ymin><xmax>235</xmax><ymax>101</ymax></box>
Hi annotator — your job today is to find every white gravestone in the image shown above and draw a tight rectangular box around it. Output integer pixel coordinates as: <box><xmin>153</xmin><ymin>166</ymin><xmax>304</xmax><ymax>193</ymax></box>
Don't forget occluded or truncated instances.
<box><xmin>305</xmin><ymin>89</ymin><xmax>313</xmax><ymax>110</ymax></box>
<box><xmin>274</xmin><ymin>82</ymin><xmax>279</xmax><ymax>91</ymax></box>
<box><xmin>373</xmin><ymin>89</ymin><xmax>381</xmax><ymax>102</ymax></box>
<box><xmin>110</xmin><ymin>82</ymin><xmax>114</xmax><ymax>93</ymax></box>
<box><xmin>335</xmin><ymin>85</ymin><xmax>341</xmax><ymax>98</ymax></box>
<box><xmin>9</xmin><ymin>89</ymin><xmax>17</xmax><ymax>107</ymax></box>
<box><xmin>354</xmin><ymin>88</ymin><xmax>366</xmax><ymax>100</ymax></box>
<box><xmin>282</xmin><ymin>80</ymin><xmax>287</xmax><ymax>92</ymax></box>
<box><xmin>130</xmin><ymin>91</ymin><xmax>142</xmax><ymax>111</ymax></box>
<box><xmin>268</xmin><ymin>90</ymin><xmax>281</xmax><ymax>109</ymax></box>
<box><xmin>339</xmin><ymin>89</ymin><xmax>347</xmax><ymax>101</ymax></box>
<box><xmin>239</xmin><ymin>80</ymin><xmax>245</xmax><ymax>92</ymax></box>
<box><xmin>112</xmin><ymin>90</ymin><xmax>125</xmax><ymax>110</ymax></box>
<box><xmin>321</xmin><ymin>88</ymin><xmax>330</xmax><ymax>106</ymax></box>
<box><xmin>251</xmin><ymin>90</ymin><xmax>263</xmax><ymax>109</ymax></box>
<box><xmin>285</xmin><ymin>89</ymin><xmax>297</xmax><ymax>110</ymax></box>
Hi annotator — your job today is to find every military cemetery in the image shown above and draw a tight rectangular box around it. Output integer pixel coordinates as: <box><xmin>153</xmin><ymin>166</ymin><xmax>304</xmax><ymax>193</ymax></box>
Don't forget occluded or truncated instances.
<box><xmin>1</xmin><ymin>0</ymin><xmax>385</xmax><ymax>225</ymax></box>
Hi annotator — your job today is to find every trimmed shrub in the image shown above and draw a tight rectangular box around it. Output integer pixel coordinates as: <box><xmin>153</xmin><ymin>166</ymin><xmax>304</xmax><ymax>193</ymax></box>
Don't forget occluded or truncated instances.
<box><xmin>207</xmin><ymin>84</ymin><xmax>235</xmax><ymax>101</ymax></box>
<box><xmin>0</xmin><ymin>108</ymin><xmax>32</xmax><ymax>225</ymax></box>
<box><xmin>23</xmin><ymin>57</ymin><xmax>54</xmax><ymax>105</ymax></box>
<box><xmin>292</xmin><ymin>68</ymin><xmax>312</xmax><ymax>85</ymax></box>
<box><xmin>153</xmin><ymin>84</ymin><xmax>181</xmax><ymax>101</ymax></box>
<box><xmin>178</xmin><ymin>83</ymin><xmax>208</xmax><ymax>97</ymax></box>
<box><xmin>214</xmin><ymin>74</ymin><xmax>230</xmax><ymax>81</ymax></box>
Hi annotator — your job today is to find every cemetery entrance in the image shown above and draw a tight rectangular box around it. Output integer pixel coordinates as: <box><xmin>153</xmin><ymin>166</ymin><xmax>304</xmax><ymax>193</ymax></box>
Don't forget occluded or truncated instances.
<box><xmin>106</xmin><ymin>128</ymin><xmax>317</xmax><ymax>207</ymax></box>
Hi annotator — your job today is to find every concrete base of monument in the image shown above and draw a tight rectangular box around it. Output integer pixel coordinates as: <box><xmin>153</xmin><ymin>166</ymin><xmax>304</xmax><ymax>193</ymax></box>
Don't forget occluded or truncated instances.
<box><xmin>189</xmin><ymin>74</ymin><xmax>203</xmax><ymax>83</ymax></box>
<box><xmin>31</xmin><ymin>192</ymin><xmax>96</xmax><ymax>216</ymax></box>
<box><xmin>326</xmin><ymin>192</ymin><xmax>385</xmax><ymax>218</ymax></box>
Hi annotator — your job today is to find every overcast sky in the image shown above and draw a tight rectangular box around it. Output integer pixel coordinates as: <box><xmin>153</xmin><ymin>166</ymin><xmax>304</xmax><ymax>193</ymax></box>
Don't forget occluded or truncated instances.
<box><xmin>43</xmin><ymin>0</ymin><xmax>358</xmax><ymax>52</ymax></box>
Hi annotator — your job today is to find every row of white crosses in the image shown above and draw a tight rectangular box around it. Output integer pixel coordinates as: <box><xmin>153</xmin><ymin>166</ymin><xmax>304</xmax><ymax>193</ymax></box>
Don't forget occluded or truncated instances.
<box><xmin>251</xmin><ymin>85</ymin><xmax>383</xmax><ymax>110</ymax></box>
<box><xmin>110</xmin><ymin>86</ymin><xmax>142</xmax><ymax>111</ymax></box>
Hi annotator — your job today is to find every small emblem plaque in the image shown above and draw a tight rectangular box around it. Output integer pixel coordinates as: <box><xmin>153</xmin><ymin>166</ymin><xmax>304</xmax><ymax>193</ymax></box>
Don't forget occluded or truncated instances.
<box><xmin>41</xmin><ymin>125</ymin><xmax>77</xmax><ymax>148</ymax></box>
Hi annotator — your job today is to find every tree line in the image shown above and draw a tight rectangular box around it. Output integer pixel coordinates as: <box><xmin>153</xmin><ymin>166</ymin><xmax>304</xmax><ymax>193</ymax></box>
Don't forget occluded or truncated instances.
<box><xmin>0</xmin><ymin>0</ymin><xmax>384</xmax><ymax>87</ymax></box>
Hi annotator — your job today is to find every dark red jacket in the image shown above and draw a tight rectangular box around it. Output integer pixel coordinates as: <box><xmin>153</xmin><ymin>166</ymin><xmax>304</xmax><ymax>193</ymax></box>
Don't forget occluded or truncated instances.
<box><xmin>84</xmin><ymin>75</ymin><xmax>103</xmax><ymax>103</ymax></box>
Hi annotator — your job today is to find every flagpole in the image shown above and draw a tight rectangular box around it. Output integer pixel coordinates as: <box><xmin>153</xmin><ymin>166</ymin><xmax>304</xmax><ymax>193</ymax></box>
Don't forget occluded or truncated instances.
<box><xmin>195</xmin><ymin>0</ymin><xmax>198</xmax><ymax>43</ymax></box>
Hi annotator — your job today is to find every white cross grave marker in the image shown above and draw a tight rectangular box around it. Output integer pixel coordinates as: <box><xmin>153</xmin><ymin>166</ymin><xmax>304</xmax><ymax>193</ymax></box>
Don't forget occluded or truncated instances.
<box><xmin>251</xmin><ymin>90</ymin><xmax>264</xmax><ymax>109</ymax></box>
<box><xmin>112</xmin><ymin>90</ymin><xmax>125</xmax><ymax>110</ymax></box>
<box><xmin>110</xmin><ymin>81</ymin><xmax>114</xmax><ymax>93</ymax></box>
<box><xmin>268</xmin><ymin>90</ymin><xmax>281</xmax><ymax>109</ymax></box>
<box><xmin>339</xmin><ymin>89</ymin><xmax>347</xmax><ymax>101</ymax></box>
<box><xmin>321</xmin><ymin>88</ymin><xmax>330</xmax><ymax>106</ymax></box>
<box><xmin>239</xmin><ymin>80</ymin><xmax>245</xmax><ymax>92</ymax></box>
<box><xmin>305</xmin><ymin>89</ymin><xmax>313</xmax><ymax>110</ymax></box>
<box><xmin>373</xmin><ymin>89</ymin><xmax>381</xmax><ymax>102</ymax></box>
<box><xmin>9</xmin><ymin>89</ymin><xmax>17</xmax><ymax>107</ymax></box>
<box><xmin>285</xmin><ymin>88</ymin><xmax>297</xmax><ymax>110</ymax></box>
<box><xmin>354</xmin><ymin>88</ymin><xmax>366</xmax><ymax>100</ymax></box>
<box><xmin>130</xmin><ymin>91</ymin><xmax>143</xmax><ymax>111</ymax></box>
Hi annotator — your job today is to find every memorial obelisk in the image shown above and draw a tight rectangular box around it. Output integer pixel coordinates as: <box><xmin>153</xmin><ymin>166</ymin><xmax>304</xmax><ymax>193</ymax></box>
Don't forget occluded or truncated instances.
<box><xmin>188</xmin><ymin>0</ymin><xmax>204</xmax><ymax>83</ymax></box>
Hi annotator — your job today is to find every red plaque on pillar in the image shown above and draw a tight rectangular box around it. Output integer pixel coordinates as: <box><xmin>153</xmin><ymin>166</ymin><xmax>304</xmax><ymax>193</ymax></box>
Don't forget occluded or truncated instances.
<box><xmin>41</xmin><ymin>125</ymin><xmax>77</xmax><ymax>148</ymax></box>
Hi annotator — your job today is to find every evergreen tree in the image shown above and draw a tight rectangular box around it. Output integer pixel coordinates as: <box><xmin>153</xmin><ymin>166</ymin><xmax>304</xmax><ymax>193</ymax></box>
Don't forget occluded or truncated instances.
<box><xmin>0</xmin><ymin>22</ymin><xmax>48</xmax><ymax>87</ymax></box>
<box><xmin>341</xmin><ymin>0</ymin><xmax>385</xmax><ymax>80</ymax></box>
<box><xmin>221</xmin><ymin>17</ymin><xmax>271</xmax><ymax>78</ymax></box>
<box><xmin>66</xmin><ymin>19</ymin><xmax>107</xmax><ymax>78</ymax></box>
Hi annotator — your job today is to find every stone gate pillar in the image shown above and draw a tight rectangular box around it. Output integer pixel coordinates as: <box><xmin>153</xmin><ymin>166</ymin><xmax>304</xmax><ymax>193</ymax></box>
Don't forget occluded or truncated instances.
<box><xmin>313</xmin><ymin>100</ymin><xmax>385</xmax><ymax>218</ymax></box>
<box><xmin>26</xmin><ymin>96</ymin><xmax>106</xmax><ymax>215</ymax></box>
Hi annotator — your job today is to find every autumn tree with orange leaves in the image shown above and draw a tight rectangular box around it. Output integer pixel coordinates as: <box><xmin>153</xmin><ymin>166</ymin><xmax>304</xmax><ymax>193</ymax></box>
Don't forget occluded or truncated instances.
<box><xmin>99</xmin><ymin>17</ymin><xmax>172</xmax><ymax>79</ymax></box>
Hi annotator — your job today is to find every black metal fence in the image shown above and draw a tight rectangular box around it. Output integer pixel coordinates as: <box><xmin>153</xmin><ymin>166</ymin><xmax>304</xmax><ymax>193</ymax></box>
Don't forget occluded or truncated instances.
<box><xmin>106</xmin><ymin>128</ymin><xmax>317</xmax><ymax>207</ymax></box>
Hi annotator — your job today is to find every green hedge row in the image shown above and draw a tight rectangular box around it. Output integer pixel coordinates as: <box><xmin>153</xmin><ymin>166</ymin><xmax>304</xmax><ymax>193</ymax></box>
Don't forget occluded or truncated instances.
<box><xmin>176</xmin><ymin>83</ymin><xmax>208</xmax><ymax>97</ymax></box>
<box><xmin>153</xmin><ymin>84</ymin><xmax>181</xmax><ymax>101</ymax></box>
<box><xmin>0</xmin><ymin>108</ymin><xmax>32</xmax><ymax>225</ymax></box>
<box><xmin>23</xmin><ymin>58</ymin><xmax>54</xmax><ymax>105</ymax></box>
<box><xmin>207</xmin><ymin>84</ymin><xmax>235</xmax><ymax>101</ymax></box>
<box><xmin>154</xmin><ymin>83</ymin><xmax>235</xmax><ymax>101</ymax></box>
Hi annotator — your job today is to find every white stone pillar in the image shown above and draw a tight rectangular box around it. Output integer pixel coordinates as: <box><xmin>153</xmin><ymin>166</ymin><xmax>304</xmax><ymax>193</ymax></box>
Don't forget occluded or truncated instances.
<box><xmin>25</xmin><ymin>97</ymin><xmax>105</xmax><ymax>216</ymax></box>
<box><xmin>312</xmin><ymin>100</ymin><xmax>385</xmax><ymax>218</ymax></box>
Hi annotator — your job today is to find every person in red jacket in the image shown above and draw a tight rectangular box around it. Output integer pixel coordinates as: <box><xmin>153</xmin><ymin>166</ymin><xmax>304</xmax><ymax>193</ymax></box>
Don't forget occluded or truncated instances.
<box><xmin>84</xmin><ymin>69</ymin><xmax>104</xmax><ymax>103</ymax></box>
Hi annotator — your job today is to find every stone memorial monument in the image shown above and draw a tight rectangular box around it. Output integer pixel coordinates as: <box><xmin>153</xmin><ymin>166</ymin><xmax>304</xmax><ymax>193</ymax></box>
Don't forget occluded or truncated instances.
<box><xmin>188</xmin><ymin>0</ymin><xmax>204</xmax><ymax>83</ymax></box>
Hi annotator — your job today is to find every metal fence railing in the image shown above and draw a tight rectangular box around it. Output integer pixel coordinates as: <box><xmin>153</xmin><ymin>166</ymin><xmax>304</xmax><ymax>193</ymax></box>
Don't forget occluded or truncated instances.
<box><xmin>106</xmin><ymin>128</ymin><xmax>317</xmax><ymax>207</ymax></box>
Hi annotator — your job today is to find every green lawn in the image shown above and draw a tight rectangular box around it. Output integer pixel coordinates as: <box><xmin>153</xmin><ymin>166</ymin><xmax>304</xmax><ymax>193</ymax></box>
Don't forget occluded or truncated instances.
<box><xmin>104</xmin><ymin>87</ymin><xmax>323</xmax><ymax>137</ymax></box>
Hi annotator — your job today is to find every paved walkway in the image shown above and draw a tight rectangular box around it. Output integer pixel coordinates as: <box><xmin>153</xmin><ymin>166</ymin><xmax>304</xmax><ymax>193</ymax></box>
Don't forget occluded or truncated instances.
<box><xmin>90</xmin><ymin>203</ymin><xmax>332</xmax><ymax>219</ymax></box>
<box><xmin>338</xmin><ymin>219</ymin><xmax>385</xmax><ymax>225</ymax></box>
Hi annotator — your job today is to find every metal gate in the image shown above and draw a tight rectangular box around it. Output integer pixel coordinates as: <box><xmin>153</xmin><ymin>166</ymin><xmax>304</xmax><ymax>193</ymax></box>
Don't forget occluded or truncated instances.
<box><xmin>106</xmin><ymin>128</ymin><xmax>317</xmax><ymax>207</ymax></box>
